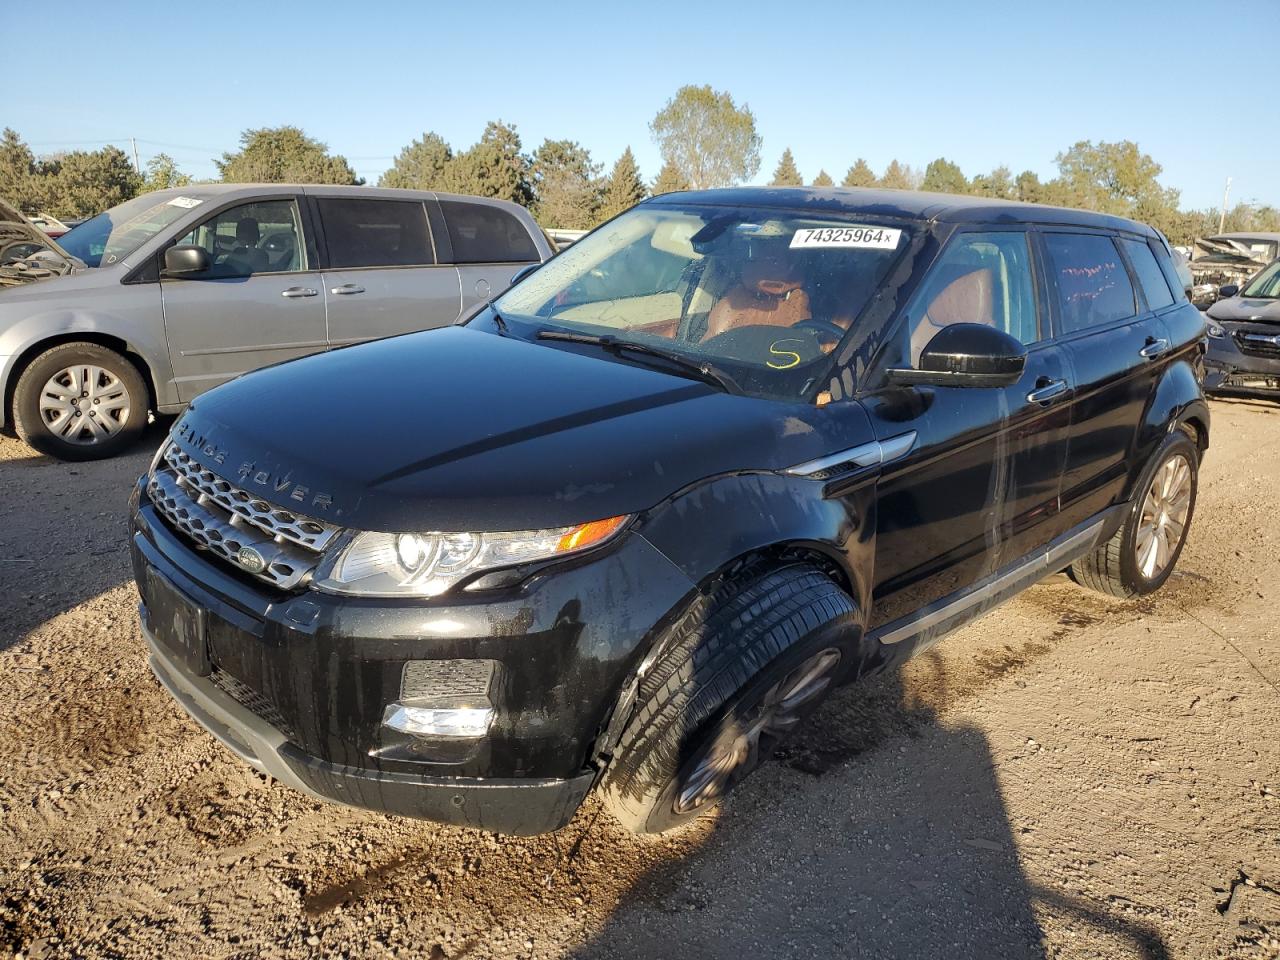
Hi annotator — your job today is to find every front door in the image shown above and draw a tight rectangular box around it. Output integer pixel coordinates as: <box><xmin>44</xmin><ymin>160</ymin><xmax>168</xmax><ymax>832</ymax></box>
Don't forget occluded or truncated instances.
<box><xmin>160</xmin><ymin>197</ymin><xmax>326</xmax><ymax>401</ymax></box>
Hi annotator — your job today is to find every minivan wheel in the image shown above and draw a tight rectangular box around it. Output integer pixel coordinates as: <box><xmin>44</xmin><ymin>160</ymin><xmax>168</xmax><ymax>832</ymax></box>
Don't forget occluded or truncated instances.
<box><xmin>12</xmin><ymin>342</ymin><xmax>148</xmax><ymax>461</ymax></box>
<box><xmin>598</xmin><ymin>562</ymin><xmax>860</xmax><ymax>834</ymax></box>
<box><xmin>1069</xmin><ymin>431</ymin><xmax>1199</xmax><ymax>599</ymax></box>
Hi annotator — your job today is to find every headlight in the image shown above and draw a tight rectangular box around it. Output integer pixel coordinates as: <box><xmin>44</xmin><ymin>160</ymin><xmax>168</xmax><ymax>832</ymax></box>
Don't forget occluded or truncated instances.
<box><xmin>1206</xmin><ymin>320</ymin><xmax>1227</xmax><ymax>338</ymax></box>
<box><xmin>313</xmin><ymin>515</ymin><xmax>630</xmax><ymax>597</ymax></box>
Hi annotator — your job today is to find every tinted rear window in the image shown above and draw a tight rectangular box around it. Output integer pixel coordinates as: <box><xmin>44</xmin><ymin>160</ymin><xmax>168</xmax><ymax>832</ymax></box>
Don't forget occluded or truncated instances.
<box><xmin>1043</xmin><ymin>234</ymin><xmax>1136</xmax><ymax>334</ymax></box>
<box><xmin>440</xmin><ymin>200</ymin><xmax>538</xmax><ymax>264</ymax></box>
<box><xmin>317</xmin><ymin>198</ymin><xmax>433</xmax><ymax>268</ymax></box>
<box><xmin>1120</xmin><ymin>237</ymin><xmax>1175</xmax><ymax>310</ymax></box>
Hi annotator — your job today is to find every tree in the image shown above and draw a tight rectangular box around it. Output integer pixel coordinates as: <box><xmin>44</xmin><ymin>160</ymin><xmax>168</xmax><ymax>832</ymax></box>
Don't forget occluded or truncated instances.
<box><xmin>970</xmin><ymin>165</ymin><xmax>1015</xmax><ymax>200</ymax></box>
<box><xmin>650</xmin><ymin>85</ymin><xmax>761</xmax><ymax>189</ymax></box>
<box><xmin>530</xmin><ymin>139</ymin><xmax>600</xmax><ymax>229</ymax></box>
<box><xmin>921</xmin><ymin>157</ymin><xmax>968</xmax><ymax>194</ymax></box>
<box><xmin>143</xmin><ymin>153</ymin><xmax>191</xmax><ymax>192</ymax></box>
<box><xmin>1052</xmin><ymin>140</ymin><xmax>1179</xmax><ymax>217</ymax></box>
<box><xmin>0</xmin><ymin>128</ymin><xmax>41</xmax><ymax>212</ymax></box>
<box><xmin>1015</xmin><ymin>170</ymin><xmax>1044</xmax><ymax>203</ymax></box>
<box><xmin>443</xmin><ymin>121</ymin><xmax>533</xmax><ymax>205</ymax></box>
<box><xmin>216</xmin><ymin>126</ymin><xmax>359</xmax><ymax>185</ymax></box>
<box><xmin>841</xmin><ymin>159</ymin><xmax>876</xmax><ymax>188</ymax></box>
<box><xmin>379</xmin><ymin>132</ymin><xmax>453</xmax><ymax>190</ymax></box>
<box><xmin>770</xmin><ymin>148</ymin><xmax>802</xmax><ymax>186</ymax></box>
<box><xmin>879</xmin><ymin>159</ymin><xmax>910</xmax><ymax>190</ymax></box>
<box><xmin>651</xmin><ymin>160</ymin><xmax>691</xmax><ymax>196</ymax></box>
<box><xmin>39</xmin><ymin>147</ymin><xmax>141</xmax><ymax>219</ymax></box>
<box><xmin>812</xmin><ymin>169</ymin><xmax>834</xmax><ymax>187</ymax></box>
<box><xmin>597</xmin><ymin>147</ymin><xmax>647</xmax><ymax>222</ymax></box>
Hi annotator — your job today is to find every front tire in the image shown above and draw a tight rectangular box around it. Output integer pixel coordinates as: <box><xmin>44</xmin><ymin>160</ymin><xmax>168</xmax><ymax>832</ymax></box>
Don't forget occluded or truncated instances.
<box><xmin>12</xmin><ymin>342</ymin><xmax>149</xmax><ymax>461</ymax></box>
<box><xmin>598</xmin><ymin>562</ymin><xmax>860</xmax><ymax>834</ymax></box>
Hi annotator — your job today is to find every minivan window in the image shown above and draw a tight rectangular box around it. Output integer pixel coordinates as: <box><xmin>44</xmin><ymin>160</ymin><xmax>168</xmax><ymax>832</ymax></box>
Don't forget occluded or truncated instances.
<box><xmin>906</xmin><ymin>231</ymin><xmax>1038</xmax><ymax>365</ymax></box>
<box><xmin>317</xmin><ymin>198</ymin><xmax>433</xmax><ymax>269</ymax></box>
<box><xmin>440</xmin><ymin>200</ymin><xmax>538</xmax><ymax>264</ymax></box>
<box><xmin>60</xmin><ymin>194</ymin><xmax>207</xmax><ymax>268</ymax></box>
<box><xmin>175</xmin><ymin>200</ymin><xmax>305</xmax><ymax>278</ymax></box>
<box><xmin>1120</xmin><ymin>237</ymin><xmax>1175</xmax><ymax>311</ymax></box>
<box><xmin>1043</xmin><ymin>234</ymin><xmax>1137</xmax><ymax>334</ymax></box>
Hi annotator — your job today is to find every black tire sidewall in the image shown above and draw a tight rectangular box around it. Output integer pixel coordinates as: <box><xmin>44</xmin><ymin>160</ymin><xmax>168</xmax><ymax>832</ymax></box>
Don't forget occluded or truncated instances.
<box><xmin>13</xmin><ymin>344</ymin><xmax>148</xmax><ymax>461</ymax></box>
<box><xmin>1119</xmin><ymin>432</ymin><xmax>1198</xmax><ymax>595</ymax></box>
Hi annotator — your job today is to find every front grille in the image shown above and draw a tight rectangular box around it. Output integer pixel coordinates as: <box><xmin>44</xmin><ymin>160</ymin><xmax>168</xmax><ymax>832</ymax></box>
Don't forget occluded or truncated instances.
<box><xmin>210</xmin><ymin>666</ymin><xmax>298</xmax><ymax>743</ymax></box>
<box><xmin>1233</xmin><ymin>330</ymin><xmax>1280</xmax><ymax>359</ymax></box>
<box><xmin>401</xmin><ymin>659</ymin><xmax>496</xmax><ymax>702</ymax></box>
<box><xmin>147</xmin><ymin>444</ymin><xmax>341</xmax><ymax>590</ymax></box>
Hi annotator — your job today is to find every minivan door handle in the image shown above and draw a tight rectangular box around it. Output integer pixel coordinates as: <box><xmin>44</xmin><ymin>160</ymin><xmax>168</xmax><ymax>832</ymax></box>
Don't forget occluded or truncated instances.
<box><xmin>330</xmin><ymin>283</ymin><xmax>365</xmax><ymax>295</ymax></box>
<box><xmin>281</xmin><ymin>286</ymin><xmax>319</xmax><ymax>298</ymax></box>
<box><xmin>1139</xmin><ymin>337</ymin><xmax>1171</xmax><ymax>359</ymax></box>
<box><xmin>1026</xmin><ymin>377</ymin><xmax>1069</xmax><ymax>405</ymax></box>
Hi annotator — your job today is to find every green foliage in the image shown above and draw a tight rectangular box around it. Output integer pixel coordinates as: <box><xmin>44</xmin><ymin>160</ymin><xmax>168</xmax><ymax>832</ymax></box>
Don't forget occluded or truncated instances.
<box><xmin>143</xmin><ymin>153</ymin><xmax>191</xmax><ymax>193</ymax></box>
<box><xmin>970</xmin><ymin>165</ymin><xmax>1015</xmax><ymax>200</ymax></box>
<box><xmin>879</xmin><ymin>159</ymin><xmax>910</xmax><ymax>190</ymax></box>
<box><xmin>770</xmin><ymin>148</ymin><xmax>802</xmax><ymax>187</ymax></box>
<box><xmin>841</xmin><ymin>159</ymin><xmax>876</xmax><ymax>188</ymax></box>
<box><xmin>651</xmin><ymin>160</ymin><xmax>691</xmax><ymax>196</ymax></box>
<box><xmin>597</xmin><ymin>147</ymin><xmax>647</xmax><ymax>223</ymax></box>
<box><xmin>1015</xmin><ymin>170</ymin><xmax>1044</xmax><ymax>203</ymax></box>
<box><xmin>812</xmin><ymin>169</ymin><xmax>834</xmax><ymax>187</ymax></box>
<box><xmin>378</xmin><ymin>132</ymin><xmax>453</xmax><ymax>190</ymax></box>
<box><xmin>442</xmin><ymin>121</ymin><xmax>533</xmax><ymax>206</ymax></box>
<box><xmin>216</xmin><ymin>126</ymin><xmax>359</xmax><ymax>185</ymax></box>
<box><xmin>39</xmin><ymin>147</ymin><xmax>142</xmax><ymax>219</ymax></box>
<box><xmin>921</xmin><ymin>157</ymin><xmax>968</xmax><ymax>195</ymax></box>
<box><xmin>650</xmin><ymin>85</ymin><xmax>761</xmax><ymax>189</ymax></box>
<box><xmin>0</xmin><ymin>128</ymin><xmax>43</xmax><ymax>213</ymax></box>
<box><xmin>530</xmin><ymin>138</ymin><xmax>600</xmax><ymax>229</ymax></box>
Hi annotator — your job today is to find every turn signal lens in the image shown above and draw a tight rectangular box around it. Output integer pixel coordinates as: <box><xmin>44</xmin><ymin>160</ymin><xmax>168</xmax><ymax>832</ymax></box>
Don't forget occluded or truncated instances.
<box><xmin>556</xmin><ymin>515</ymin><xmax>629</xmax><ymax>552</ymax></box>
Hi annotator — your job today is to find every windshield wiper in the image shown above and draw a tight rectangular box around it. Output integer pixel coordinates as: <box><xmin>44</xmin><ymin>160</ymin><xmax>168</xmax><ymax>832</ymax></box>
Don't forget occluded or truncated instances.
<box><xmin>536</xmin><ymin>329</ymin><xmax>741</xmax><ymax>394</ymax></box>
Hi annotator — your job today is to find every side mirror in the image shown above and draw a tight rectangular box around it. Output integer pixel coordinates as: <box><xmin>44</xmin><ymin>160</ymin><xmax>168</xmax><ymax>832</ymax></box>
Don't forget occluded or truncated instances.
<box><xmin>163</xmin><ymin>244</ymin><xmax>211</xmax><ymax>276</ymax></box>
<box><xmin>887</xmin><ymin>323</ymin><xmax>1027</xmax><ymax>388</ymax></box>
<box><xmin>1217</xmin><ymin>283</ymin><xmax>1239</xmax><ymax>299</ymax></box>
<box><xmin>509</xmin><ymin>263</ymin><xmax>539</xmax><ymax>286</ymax></box>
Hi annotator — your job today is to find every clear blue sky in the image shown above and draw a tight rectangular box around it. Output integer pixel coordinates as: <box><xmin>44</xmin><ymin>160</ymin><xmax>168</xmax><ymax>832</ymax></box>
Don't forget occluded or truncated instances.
<box><xmin>6</xmin><ymin>0</ymin><xmax>1277</xmax><ymax>211</ymax></box>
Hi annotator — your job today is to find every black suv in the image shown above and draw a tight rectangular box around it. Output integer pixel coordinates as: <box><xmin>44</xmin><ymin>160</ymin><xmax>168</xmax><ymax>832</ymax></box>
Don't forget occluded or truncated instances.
<box><xmin>129</xmin><ymin>188</ymin><xmax>1209</xmax><ymax>835</ymax></box>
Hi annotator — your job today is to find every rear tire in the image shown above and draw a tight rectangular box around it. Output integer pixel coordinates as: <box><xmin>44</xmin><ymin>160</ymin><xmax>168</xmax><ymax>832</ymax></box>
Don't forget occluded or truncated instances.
<box><xmin>12</xmin><ymin>342</ymin><xmax>148</xmax><ymax>461</ymax></box>
<box><xmin>1069</xmin><ymin>431</ymin><xmax>1198</xmax><ymax>599</ymax></box>
<box><xmin>598</xmin><ymin>562</ymin><xmax>861</xmax><ymax>834</ymax></box>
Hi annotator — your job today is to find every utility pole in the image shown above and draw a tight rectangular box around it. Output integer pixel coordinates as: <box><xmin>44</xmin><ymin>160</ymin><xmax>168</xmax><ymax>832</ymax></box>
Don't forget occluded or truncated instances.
<box><xmin>1219</xmin><ymin>176</ymin><xmax>1232</xmax><ymax>234</ymax></box>
<box><xmin>131</xmin><ymin>137</ymin><xmax>141</xmax><ymax>175</ymax></box>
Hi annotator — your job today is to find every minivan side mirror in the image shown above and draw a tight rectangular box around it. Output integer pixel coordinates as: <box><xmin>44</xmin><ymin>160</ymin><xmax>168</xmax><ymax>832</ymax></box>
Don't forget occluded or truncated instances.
<box><xmin>887</xmin><ymin>323</ymin><xmax>1027</xmax><ymax>388</ymax></box>
<box><xmin>163</xmin><ymin>244</ymin><xmax>211</xmax><ymax>276</ymax></box>
<box><xmin>1217</xmin><ymin>283</ymin><xmax>1240</xmax><ymax>299</ymax></box>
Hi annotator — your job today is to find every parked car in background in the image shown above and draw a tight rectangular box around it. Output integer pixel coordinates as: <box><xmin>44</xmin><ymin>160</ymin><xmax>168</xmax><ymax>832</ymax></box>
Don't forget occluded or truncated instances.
<box><xmin>0</xmin><ymin>184</ymin><xmax>553</xmax><ymax>460</ymax></box>
<box><xmin>1204</xmin><ymin>257</ymin><xmax>1280</xmax><ymax>398</ymax></box>
<box><xmin>130</xmin><ymin>187</ymin><xmax>1208</xmax><ymax>836</ymax></box>
<box><xmin>27</xmin><ymin>213</ymin><xmax>71</xmax><ymax>238</ymax></box>
<box><xmin>1189</xmin><ymin>232</ymin><xmax>1280</xmax><ymax>307</ymax></box>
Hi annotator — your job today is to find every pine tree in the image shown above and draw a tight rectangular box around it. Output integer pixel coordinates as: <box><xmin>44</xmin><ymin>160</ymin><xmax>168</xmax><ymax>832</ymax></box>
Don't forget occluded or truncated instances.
<box><xmin>379</xmin><ymin>132</ymin><xmax>453</xmax><ymax>190</ymax></box>
<box><xmin>920</xmin><ymin>157</ymin><xmax>968</xmax><ymax>194</ymax></box>
<box><xmin>879</xmin><ymin>159</ymin><xmax>910</xmax><ymax>190</ymax></box>
<box><xmin>812</xmin><ymin>169</ymin><xmax>834</xmax><ymax>187</ymax></box>
<box><xmin>770</xmin><ymin>148</ymin><xmax>802</xmax><ymax>186</ymax></box>
<box><xmin>651</xmin><ymin>160</ymin><xmax>691</xmax><ymax>196</ymax></box>
<box><xmin>597</xmin><ymin>147</ymin><xmax>647</xmax><ymax>222</ymax></box>
<box><xmin>841</xmin><ymin>159</ymin><xmax>876</xmax><ymax>188</ymax></box>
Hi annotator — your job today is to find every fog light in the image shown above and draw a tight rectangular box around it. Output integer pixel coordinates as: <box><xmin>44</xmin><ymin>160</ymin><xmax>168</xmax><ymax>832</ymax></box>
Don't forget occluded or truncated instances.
<box><xmin>382</xmin><ymin>703</ymin><xmax>493</xmax><ymax>738</ymax></box>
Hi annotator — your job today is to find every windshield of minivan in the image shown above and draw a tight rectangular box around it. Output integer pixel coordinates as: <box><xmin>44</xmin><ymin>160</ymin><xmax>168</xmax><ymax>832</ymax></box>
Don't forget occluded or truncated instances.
<box><xmin>1242</xmin><ymin>260</ymin><xmax>1280</xmax><ymax>299</ymax></box>
<box><xmin>58</xmin><ymin>194</ymin><xmax>207</xmax><ymax>268</ymax></box>
<box><xmin>493</xmin><ymin>203</ymin><xmax>912</xmax><ymax>401</ymax></box>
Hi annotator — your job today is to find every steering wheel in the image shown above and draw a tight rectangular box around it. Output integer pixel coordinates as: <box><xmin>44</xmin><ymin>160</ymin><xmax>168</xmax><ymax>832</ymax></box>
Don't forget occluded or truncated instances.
<box><xmin>791</xmin><ymin>318</ymin><xmax>847</xmax><ymax>344</ymax></box>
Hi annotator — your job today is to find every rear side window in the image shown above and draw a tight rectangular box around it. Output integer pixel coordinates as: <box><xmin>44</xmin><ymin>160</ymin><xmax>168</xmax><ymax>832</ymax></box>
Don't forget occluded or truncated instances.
<box><xmin>440</xmin><ymin>200</ymin><xmax>538</xmax><ymax>264</ymax></box>
<box><xmin>1120</xmin><ymin>237</ymin><xmax>1175</xmax><ymax>311</ymax></box>
<box><xmin>317</xmin><ymin>198</ymin><xmax>434</xmax><ymax>268</ymax></box>
<box><xmin>1043</xmin><ymin>234</ymin><xmax>1136</xmax><ymax>334</ymax></box>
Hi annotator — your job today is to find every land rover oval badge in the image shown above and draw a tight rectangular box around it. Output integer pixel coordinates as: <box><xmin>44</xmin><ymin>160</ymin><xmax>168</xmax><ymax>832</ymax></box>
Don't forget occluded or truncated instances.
<box><xmin>237</xmin><ymin>546</ymin><xmax>266</xmax><ymax>574</ymax></box>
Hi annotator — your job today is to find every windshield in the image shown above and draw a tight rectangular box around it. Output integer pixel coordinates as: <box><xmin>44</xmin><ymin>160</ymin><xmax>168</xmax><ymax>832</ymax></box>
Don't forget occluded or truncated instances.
<box><xmin>1242</xmin><ymin>260</ymin><xmax>1280</xmax><ymax>299</ymax></box>
<box><xmin>58</xmin><ymin>193</ymin><xmax>207</xmax><ymax>268</ymax></box>
<box><xmin>493</xmin><ymin>203</ymin><xmax>912</xmax><ymax>401</ymax></box>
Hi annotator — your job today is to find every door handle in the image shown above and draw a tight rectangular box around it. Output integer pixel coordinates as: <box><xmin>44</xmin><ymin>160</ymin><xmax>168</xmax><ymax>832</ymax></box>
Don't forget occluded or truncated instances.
<box><xmin>330</xmin><ymin>283</ymin><xmax>365</xmax><ymax>295</ymax></box>
<box><xmin>281</xmin><ymin>287</ymin><xmax>318</xmax><ymax>298</ymax></box>
<box><xmin>1026</xmin><ymin>377</ymin><xmax>1069</xmax><ymax>404</ymax></box>
<box><xmin>1139</xmin><ymin>337</ymin><xmax>1170</xmax><ymax>359</ymax></box>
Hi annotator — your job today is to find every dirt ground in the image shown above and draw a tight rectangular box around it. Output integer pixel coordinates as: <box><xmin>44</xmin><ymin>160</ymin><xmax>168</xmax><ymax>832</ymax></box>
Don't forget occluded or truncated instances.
<box><xmin>1</xmin><ymin>398</ymin><xmax>1277</xmax><ymax>960</ymax></box>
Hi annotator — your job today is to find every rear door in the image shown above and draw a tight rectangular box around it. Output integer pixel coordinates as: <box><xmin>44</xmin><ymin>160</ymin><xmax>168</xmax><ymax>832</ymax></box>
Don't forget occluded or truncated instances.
<box><xmin>160</xmin><ymin>196</ymin><xmax>327</xmax><ymax>401</ymax></box>
<box><xmin>436</xmin><ymin>198</ymin><xmax>543</xmax><ymax>314</ymax></box>
<box><xmin>312</xmin><ymin>195</ymin><xmax>461</xmax><ymax>347</ymax></box>
<box><xmin>1041</xmin><ymin>231</ymin><xmax>1170</xmax><ymax>529</ymax></box>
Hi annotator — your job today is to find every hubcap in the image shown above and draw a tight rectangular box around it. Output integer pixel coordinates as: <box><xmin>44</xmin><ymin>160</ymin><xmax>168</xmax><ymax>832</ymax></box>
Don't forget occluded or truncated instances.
<box><xmin>674</xmin><ymin>647</ymin><xmax>841</xmax><ymax>814</ymax></box>
<box><xmin>1136</xmin><ymin>453</ymin><xmax>1192</xmax><ymax>579</ymax></box>
<box><xmin>38</xmin><ymin>365</ymin><xmax>131</xmax><ymax>445</ymax></box>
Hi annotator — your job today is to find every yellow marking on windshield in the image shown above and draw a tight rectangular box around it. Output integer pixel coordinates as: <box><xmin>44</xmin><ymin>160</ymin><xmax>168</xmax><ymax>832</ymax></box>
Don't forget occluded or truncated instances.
<box><xmin>767</xmin><ymin>339</ymin><xmax>805</xmax><ymax>370</ymax></box>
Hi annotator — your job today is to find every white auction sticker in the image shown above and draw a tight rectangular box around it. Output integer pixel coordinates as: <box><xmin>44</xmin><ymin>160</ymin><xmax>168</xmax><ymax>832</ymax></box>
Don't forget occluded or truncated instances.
<box><xmin>790</xmin><ymin>225</ymin><xmax>901</xmax><ymax>249</ymax></box>
<box><xmin>167</xmin><ymin>196</ymin><xmax>203</xmax><ymax>209</ymax></box>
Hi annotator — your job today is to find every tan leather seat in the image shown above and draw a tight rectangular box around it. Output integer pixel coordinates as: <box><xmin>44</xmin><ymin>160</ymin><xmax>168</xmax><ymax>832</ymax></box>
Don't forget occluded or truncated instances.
<box><xmin>910</xmin><ymin>267</ymin><xmax>994</xmax><ymax>363</ymax></box>
<box><xmin>705</xmin><ymin>258</ymin><xmax>811</xmax><ymax>339</ymax></box>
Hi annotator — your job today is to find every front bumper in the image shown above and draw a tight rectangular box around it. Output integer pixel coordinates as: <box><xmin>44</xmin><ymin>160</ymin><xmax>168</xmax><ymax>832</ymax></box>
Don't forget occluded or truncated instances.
<box><xmin>1204</xmin><ymin>332</ymin><xmax>1280</xmax><ymax>397</ymax></box>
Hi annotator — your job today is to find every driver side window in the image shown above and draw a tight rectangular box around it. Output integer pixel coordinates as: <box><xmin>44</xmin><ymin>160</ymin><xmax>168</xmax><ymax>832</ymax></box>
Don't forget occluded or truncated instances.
<box><xmin>905</xmin><ymin>231</ymin><xmax>1038</xmax><ymax>365</ymax></box>
<box><xmin>175</xmin><ymin>199</ymin><xmax>304</xmax><ymax>278</ymax></box>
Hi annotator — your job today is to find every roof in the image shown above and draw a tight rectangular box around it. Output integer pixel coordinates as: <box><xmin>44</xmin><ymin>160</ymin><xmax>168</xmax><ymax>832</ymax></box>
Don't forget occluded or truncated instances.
<box><xmin>131</xmin><ymin>183</ymin><xmax>531</xmax><ymax>212</ymax></box>
<box><xmin>646</xmin><ymin>186</ymin><xmax>1158</xmax><ymax>237</ymax></box>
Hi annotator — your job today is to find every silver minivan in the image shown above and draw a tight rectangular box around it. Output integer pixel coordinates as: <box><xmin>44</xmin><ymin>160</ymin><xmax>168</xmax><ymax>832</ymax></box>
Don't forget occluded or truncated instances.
<box><xmin>0</xmin><ymin>185</ymin><xmax>552</xmax><ymax>460</ymax></box>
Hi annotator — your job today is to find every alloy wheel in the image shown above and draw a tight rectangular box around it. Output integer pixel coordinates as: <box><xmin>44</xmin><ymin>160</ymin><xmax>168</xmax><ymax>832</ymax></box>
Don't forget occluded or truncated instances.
<box><xmin>1136</xmin><ymin>452</ymin><xmax>1192</xmax><ymax>579</ymax></box>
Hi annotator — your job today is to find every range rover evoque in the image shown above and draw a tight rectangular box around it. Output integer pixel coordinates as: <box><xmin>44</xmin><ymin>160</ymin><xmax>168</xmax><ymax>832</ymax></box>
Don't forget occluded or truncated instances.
<box><xmin>129</xmin><ymin>188</ymin><xmax>1209</xmax><ymax>835</ymax></box>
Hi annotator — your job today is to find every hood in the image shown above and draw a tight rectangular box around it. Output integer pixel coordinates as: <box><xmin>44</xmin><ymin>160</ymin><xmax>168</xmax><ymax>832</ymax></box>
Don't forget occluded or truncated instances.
<box><xmin>172</xmin><ymin>326</ymin><xmax>870</xmax><ymax>532</ymax></box>
<box><xmin>0</xmin><ymin>197</ymin><xmax>81</xmax><ymax>287</ymax></box>
<box><xmin>1207</xmin><ymin>297</ymin><xmax>1280</xmax><ymax>324</ymax></box>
